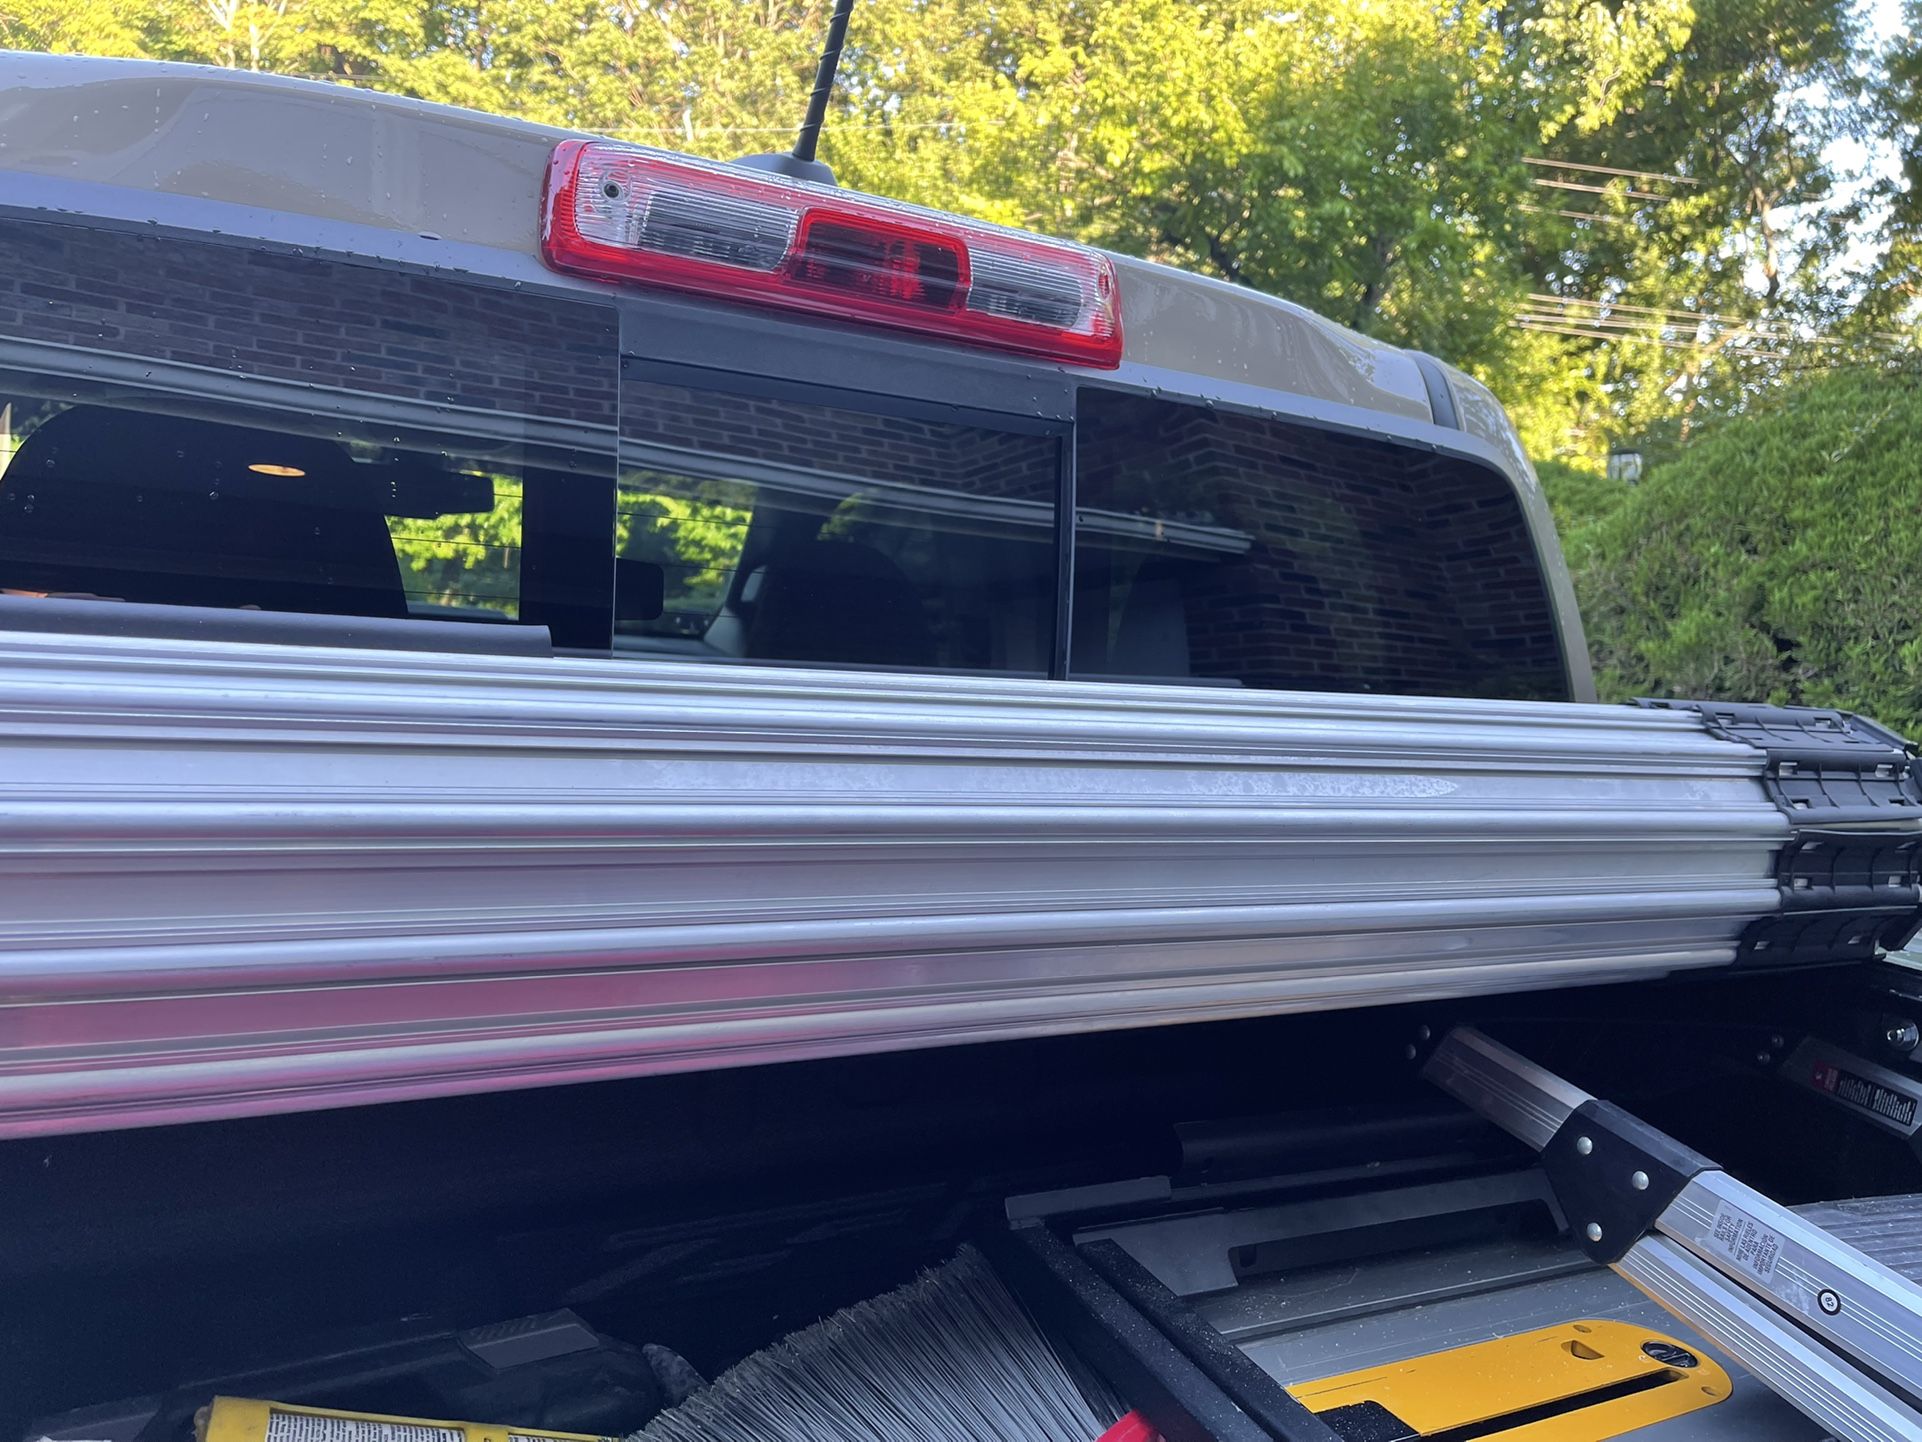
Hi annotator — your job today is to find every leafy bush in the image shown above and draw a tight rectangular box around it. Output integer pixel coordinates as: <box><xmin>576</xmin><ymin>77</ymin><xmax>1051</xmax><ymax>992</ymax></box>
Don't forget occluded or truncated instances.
<box><xmin>1543</xmin><ymin>363</ymin><xmax>1922</xmax><ymax>733</ymax></box>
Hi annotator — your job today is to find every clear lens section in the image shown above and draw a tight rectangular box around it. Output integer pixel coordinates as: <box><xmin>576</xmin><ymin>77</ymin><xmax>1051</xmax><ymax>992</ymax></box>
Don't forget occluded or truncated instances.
<box><xmin>573</xmin><ymin>157</ymin><xmax>800</xmax><ymax>273</ymax></box>
<box><xmin>967</xmin><ymin>246</ymin><xmax>1092</xmax><ymax>329</ymax></box>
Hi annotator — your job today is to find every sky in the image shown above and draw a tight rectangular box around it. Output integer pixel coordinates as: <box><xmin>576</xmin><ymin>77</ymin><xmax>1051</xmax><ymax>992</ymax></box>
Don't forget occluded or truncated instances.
<box><xmin>1802</xmin><ymin>0</ymin><xmax>1907</xmax><ymax>282</ymax></box>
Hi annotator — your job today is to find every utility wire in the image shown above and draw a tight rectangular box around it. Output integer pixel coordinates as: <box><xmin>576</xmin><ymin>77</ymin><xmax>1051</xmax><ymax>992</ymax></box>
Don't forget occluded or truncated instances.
<box><xmin>1526</xmin><ymin>293</ymin><xmax>1917</xmax><ymax>345</ymax></box>
<box><xmin>1512</xmin><ymin>317</ymin><xmax>1912</xmax><ymax>362</ymax></box>
<box><xmin>1512</xmin><ymin>320</ymin><xmax>1791</xmax><ymax>359</ymax></box>
<box><xmin>1518</xmin><ymin>203</ymin><xmax>1644</xmax><ymax>226</ymax></box>
<box><xmin>1523</xmin><ymin>156</ymin><xmax>1701</xmax><ymax>186</ymax></box>
<box><xmin>1532</xmin><ymin>177</ymin><xmax>1676</xmax><ymax>203</ymax></box>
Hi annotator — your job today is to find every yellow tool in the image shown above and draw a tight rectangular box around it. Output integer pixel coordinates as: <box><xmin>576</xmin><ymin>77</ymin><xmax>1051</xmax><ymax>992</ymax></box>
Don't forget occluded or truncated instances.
<box><xmin>197</xmin><ymin>1397</ymin><xmax>612</xmax><ymax>1442</ymax></box>
<box><xmin>1292</xmin><ymin>1319</ymin><xmax>1732</xmax><ymax>1439</ymax></box>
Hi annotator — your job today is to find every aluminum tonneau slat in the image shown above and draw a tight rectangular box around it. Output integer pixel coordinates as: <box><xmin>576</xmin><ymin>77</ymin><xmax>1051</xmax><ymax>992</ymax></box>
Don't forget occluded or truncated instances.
<box><xmin>0</xmin><ymin>625</ymin><xmax>1787</xmax><ymax>1137</ymax></box>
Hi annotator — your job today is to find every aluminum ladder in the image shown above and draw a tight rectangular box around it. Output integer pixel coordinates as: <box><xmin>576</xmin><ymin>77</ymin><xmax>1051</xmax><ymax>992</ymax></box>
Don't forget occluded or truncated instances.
<box><xmin>1424</xmin><ymin>1025</ymin><xmax>1922</xmax><ymax>1442</ymax></box>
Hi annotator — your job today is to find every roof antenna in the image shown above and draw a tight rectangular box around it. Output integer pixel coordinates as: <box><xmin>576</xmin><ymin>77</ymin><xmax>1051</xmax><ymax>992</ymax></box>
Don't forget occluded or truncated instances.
<box><xmin>734</xmin><ymin>0</ymin><xmax>854</xmax><ymax>186</ymax></box>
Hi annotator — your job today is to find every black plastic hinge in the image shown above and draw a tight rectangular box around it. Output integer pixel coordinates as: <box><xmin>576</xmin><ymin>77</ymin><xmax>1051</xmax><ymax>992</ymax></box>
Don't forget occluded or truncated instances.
<box><xmin>1636</xmin><ymin>700</ymin><xmax>1922</xmax><ymax>823</ymax></box>
<box><xmin>1741</xmin><ymin>830</ymin><xmax>1922</xmax><ymax>966</ymax></box>
<box><xmin>1542</xmin><ymin>1099</ymin><xmax>1716</xmax><ymax>1264</ymax></box>
<box><xmin>1640</xmin><ymin>700</ymin><xmax>1922</xmax><ymax>966</ymax></box>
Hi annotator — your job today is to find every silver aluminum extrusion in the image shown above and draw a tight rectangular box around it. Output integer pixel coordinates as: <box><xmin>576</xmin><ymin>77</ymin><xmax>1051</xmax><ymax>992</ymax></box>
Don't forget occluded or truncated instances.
<box><xmin>0</xmin><ymin>628</ymin><xmax>1785</xmax><ymax>1137</ymax></box>
<box><xmin>1619</xmin><ymin>1236</ymin><xmax>1922</xmax><ymax>1442</ymax></box>
<box><xmin>1419</xmin><ymin>1026</ymin><xmax>1592</xmax><ymax>1151</ymax></box>
<box><xmin>1661</xmin><ymin>1170</ymin><xmax>1922</xmax><ymax>1388</ymax></box>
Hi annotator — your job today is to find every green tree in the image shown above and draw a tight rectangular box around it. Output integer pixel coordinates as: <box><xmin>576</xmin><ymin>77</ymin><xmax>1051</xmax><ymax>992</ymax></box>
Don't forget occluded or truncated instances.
<box><xmin>1551</xmin><ymin>361</ymin><xmax>1922</xmax><ymax>730</ymax></box>
<box><xmin>1857</xmin><ymin>0</ymin><xmax>1922</xmax><ymax>336</ymax></box>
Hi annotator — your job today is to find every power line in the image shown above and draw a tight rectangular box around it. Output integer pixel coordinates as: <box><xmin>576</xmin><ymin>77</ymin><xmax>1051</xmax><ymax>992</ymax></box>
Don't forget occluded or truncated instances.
<box><xmin>594</xmin><ymin>117</ymin><xmax>1001</xmax><ymax>136</ymax></box>
<box><xmin>1532</xmin><ymin>177</ymin><xmax>1676</xmax><ymax>203</ymax></box>
<box><xmin>1512</xmin><ymin>316</ymin><xmax>1913</xmax><ymax>362</ymax></box>
<box><xmin>1518</xmin><ymin>203</ymin><xmax>1644</xmax><ymax>226</ymax></box>
<box><xmin>1512</xmin><ymin>319</ymin><xmax>1710</xmax><ymax>351</ymax></box>
<box><xmin>1523</xmin><ymin>156</ymin><xmax>1701</xmax><ymax>187</ymax></box>
<box><xmin>1522</xmin><ymin>304</ymin><xmax>1807</xmax><ymax>341</ymax></box>
<box><xmin>1526</xmin><ymin>293</ymin><xmax>1917</xmax><ymax>346</ymax></box>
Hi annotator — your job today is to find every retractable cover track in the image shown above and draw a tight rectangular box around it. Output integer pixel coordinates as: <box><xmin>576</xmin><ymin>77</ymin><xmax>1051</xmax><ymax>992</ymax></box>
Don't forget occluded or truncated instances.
<box><xmin>0</xmin><ymin>626</ymin><xmax>1916</xmax><ymax>1136</ymax></box>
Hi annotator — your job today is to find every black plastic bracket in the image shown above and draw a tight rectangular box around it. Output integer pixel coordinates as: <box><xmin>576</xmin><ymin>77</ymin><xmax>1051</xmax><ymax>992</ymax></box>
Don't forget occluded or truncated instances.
<box><xmin>1636</xmin><ymin>700</ymin><xmax>1922</xmax><ymax>822</ymax></box>
<box><xmin>1639</xmin><ymin>700</ymin><xmax>1922</xmax><ymax>966</ymax></box>
<box><xmin>1077</xmin><ymin>1239</ymin><xmax>1343</xmax><ymax>1442</ymax></box>
<box><xmin>1542</xmin><ymin>1100</ymin><xmax>1716</xmax><ymax>1264</ymax></box>
<box><xmin>1741</xmin><ymin>830</ymin><xmax>1922</xmax><ymax>966</ymax></box>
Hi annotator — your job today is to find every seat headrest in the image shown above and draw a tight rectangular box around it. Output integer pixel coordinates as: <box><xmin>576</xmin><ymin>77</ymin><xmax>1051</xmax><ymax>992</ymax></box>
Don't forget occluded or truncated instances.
<box><xmin>0</xmin><ymin>406</ymin><xmax>407</xmax><ymax>618</ymax></box>
<box><xmin>743</xmin><ymin>537</ymin><xmax>936</xmax><ymax>668</ymax></box>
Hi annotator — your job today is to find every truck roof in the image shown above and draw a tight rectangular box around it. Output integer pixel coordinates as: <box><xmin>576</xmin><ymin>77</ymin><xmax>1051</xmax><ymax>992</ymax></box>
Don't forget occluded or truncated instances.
<box><xmin>1</xmin><ymin>52</ymin><xmax>1486</xmax><ymax>429</ymax></box>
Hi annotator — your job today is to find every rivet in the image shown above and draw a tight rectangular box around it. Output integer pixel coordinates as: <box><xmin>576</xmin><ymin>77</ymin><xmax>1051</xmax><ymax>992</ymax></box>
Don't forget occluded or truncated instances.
<box><xmin>1631</xmin><ymin>1171</ymin><xmax>1650</xmax><ymax>1191</ymax></box>
<box><xmin>1586</xmin><ymin>1222</ymin><xmax>1604</xmax><ymax>1242</ymax></box>
<box><xmin>1575</xmin><ymin>1136</ymin><xmax>1594</xmax><ymax>1156</ymax></box>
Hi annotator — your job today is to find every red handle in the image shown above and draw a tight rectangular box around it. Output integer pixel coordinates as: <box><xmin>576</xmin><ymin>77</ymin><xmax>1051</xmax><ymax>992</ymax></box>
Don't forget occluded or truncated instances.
<box><xmin>1095</xmin><ymin>1412</ymin><xmax>1159</xmax><ymax>1442</ymax></box>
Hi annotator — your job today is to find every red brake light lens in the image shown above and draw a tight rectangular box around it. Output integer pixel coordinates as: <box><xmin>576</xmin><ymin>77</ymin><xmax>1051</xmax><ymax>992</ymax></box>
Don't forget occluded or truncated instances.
<box><xmin>540</xmin><ymin>139</ymin><xmax>1122</xmax><ymax>368</ymax></box>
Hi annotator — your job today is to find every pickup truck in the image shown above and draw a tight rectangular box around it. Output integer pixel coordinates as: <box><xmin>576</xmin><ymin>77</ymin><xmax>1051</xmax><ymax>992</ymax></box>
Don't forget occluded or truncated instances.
<box><xmin>4</xmin><ymin>48</ymin><xmax>1922</xmax><ymax>1442</ymax></box>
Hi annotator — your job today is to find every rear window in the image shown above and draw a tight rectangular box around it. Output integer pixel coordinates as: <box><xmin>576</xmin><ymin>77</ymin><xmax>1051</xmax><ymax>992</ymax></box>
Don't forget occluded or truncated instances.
<box><xmin>1071</xmin><ymin>389</ymin><xmax>1567</xmax><ymax>700</ymax></box>
<box><xmin>0</xmin><ymin>218</ymin><xmax>1564</xmax><ymax>700</ymax></box>
<box><xmin>0</xmin><ymin>219</ymin><xmax>617</xmax><ymax>649</ymax></box>
<box><xmin>614</xmin><ymin>373</ymin><xmax>1061</xmax><ymax>675</ymax></box>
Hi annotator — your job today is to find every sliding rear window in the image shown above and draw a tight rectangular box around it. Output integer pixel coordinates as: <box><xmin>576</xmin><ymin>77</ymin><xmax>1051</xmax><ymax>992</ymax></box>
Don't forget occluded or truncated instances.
<box><xmin>0</xmin><ymin>221</ymin><xmax>616</xmax><ymax>648</ymax></box>
<box><xmin>1071</xmin><ymin>388</ymin><xmax>1567</xmax><ymax>700</ymax></box>
<box><xmin>614</xmin><ymin>370</ymin><xmax>1060</xmax><ymax>675</ymax></box>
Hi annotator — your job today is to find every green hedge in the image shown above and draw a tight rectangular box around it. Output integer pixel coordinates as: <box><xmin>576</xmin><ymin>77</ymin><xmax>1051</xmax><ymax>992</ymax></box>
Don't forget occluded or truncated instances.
<box><xmin>1540</xmin><ymin>364</ymin><xmax>1922</xmax><ymax>734</ymax></box>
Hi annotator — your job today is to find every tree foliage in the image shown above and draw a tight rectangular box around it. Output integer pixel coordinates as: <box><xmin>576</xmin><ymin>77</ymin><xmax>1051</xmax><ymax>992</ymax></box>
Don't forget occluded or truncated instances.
<box><xmin>1551</xmin><ymin>361</ymin><xmax>1922</xmax><ymax>730</ymax></box>
<box><xmin>1858</xmin><ymin>0</ymin><xmax>1922</xmax><ymax>336</ymax></box>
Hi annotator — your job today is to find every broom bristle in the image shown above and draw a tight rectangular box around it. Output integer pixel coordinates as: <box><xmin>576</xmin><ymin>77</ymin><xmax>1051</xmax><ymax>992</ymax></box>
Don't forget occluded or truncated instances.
<box><xmin>631</xmin><ymin>1245</ymin><xmax>1115</xmax><ymax>1442</ymax></box>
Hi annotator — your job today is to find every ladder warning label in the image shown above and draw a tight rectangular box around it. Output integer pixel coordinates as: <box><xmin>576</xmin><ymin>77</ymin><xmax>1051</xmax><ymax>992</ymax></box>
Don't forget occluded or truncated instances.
<box><xmin>1706</xmin><ymin>1204</ymin><xmax>1782</xmax><ymax>1282</ymax></box>
<box><xmin>265</xmin><ymin>1414</ymin><xmax>462</xmax><ymax>1442</ymax></box>
<box><xmin>1809</xmin><ymin>1059</ymin><xmax>1918</xmax><ymax>1129</ymax></box>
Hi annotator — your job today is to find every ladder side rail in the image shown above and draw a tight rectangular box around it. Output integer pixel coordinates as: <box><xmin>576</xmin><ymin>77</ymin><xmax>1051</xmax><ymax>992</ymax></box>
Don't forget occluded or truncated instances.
<box><xmin>1619</xmin><ymin>1236</ymin><xmax>1922</xmax><ymax>1442</ymax></box>
<box><xmin>1659</xmin><ymin>1169</ymin><xmax>1922</xmax><ymax>1387</ymax></box>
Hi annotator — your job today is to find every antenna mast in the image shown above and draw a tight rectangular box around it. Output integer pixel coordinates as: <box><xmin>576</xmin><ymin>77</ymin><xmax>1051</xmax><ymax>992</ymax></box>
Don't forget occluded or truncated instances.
<box><xmin>735</xmin><ymin>0</ymin><xmax>856</xmax><ymax>186</ymax></box>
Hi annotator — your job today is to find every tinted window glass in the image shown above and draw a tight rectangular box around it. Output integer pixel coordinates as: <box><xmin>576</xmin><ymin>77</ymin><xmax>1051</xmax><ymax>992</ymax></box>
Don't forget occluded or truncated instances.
<box><xmin>0</xmin><ymin>221</ymin><xmax>617</xmax><ymax>646</ymax></box>
<box><xmin>617</xmin><ymin>373</ymin><xmax>1060</xmax><ymax>674</ymax></box>
<box><xmin>1072</xmin><ymin>389</ymin><xmax>1566</xmax><ymax>699</ymax></box>
<box><xmin>0</xmin><ymin>397</ymin><xmax>523</xmax><ymax>621</ymax></box>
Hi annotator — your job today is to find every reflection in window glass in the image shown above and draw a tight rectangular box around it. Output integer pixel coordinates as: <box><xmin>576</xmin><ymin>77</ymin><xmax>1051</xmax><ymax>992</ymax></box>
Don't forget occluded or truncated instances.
<box><xmin>387</xmin><ymin>475</ymin><xmax>523</xmax><ymax>619</ymax></box>
<box><xmin>0</xmin><ymin>219</ymin><xmax>618</xmax><ymax>648</ymax></box>
<box><xmin>0</xmin><ymin>390</ymin><xmax>524</xmax><ymax>622</ymax></box>
<box><xmin>616</xmin><ymin>473</ymin><xmax>753</xmax><ymax>640</ymax></box>
<box><xmin>1071</xmin><ymin>389</ymin><xmax>1566</xmax><ymax>700</ymax></box>
<box><xmin>616</xmin><ymin>375</ymin><xmax>1060</xmax><ymax>674</ymax></box>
